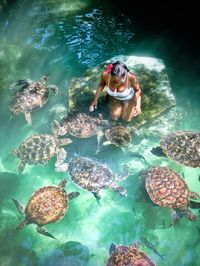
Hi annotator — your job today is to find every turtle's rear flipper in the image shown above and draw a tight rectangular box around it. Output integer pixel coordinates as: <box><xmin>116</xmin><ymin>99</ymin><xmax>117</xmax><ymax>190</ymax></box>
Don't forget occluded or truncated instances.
<box><xmin>24</xmin><ymin>112</ymin><xmax>32</xmax><ymax>125</ymax></box>
<box><xmin>151</xmin><ymin>147</ymin><xmax>166</xmax><ymax>157</ymax></box>
<box><xmin>37</xmin><ymin>225</ymin><xmax>56</xmax><ymax>239</ymax></box>
<box><xmin>12</xmin><ymin>198</ymin><xmax>25</xmax><ymax>214</ymax></box>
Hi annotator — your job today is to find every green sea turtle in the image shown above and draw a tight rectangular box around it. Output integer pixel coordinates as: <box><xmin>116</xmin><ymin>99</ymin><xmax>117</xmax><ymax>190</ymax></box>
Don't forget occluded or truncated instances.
<box><xmin>103</xmin><ymin>125</ymin><xmax>132</xmax><ymax>147</ymax></box>
<box><xmin>101</xmin><ymin>125</ymin><xmax>147</xmax><ymax>165</ymax></box>
<box><xmin>67</xmin><ymin>156</ymin><xmax>129</xmax><ymax>201</ymax></box>
<box><xmin>142</xmin><ymin>166</ymin><xmax>200</xmax><ymax>225</ymax></box>
<box><xmin>106</xmin><ymin>242</ymin><xmax>155</xmax><ymax>266</ymax></box>
<box><xmin>52</xmin><ymin>112</ymin><xmax>105</xmax><ymax>138</ymax></box>
<box><xmin>12</xmin><ymin>134</ymin><xmax>72</xmax><ymax>172</ymax></box>
<box><xmin>12</xmin><ymin>179</ymin><xmax>79</xmax><ymax>239</ymax></box>
<box><xmin>9</xmin><ymin>75</ymin><xmax>58</xmax><ymax>125</ymax></box>
<box><xmin>151</xmin><ymin>131</ymin><xmax>200</xmax><ymax>167</ymax></box>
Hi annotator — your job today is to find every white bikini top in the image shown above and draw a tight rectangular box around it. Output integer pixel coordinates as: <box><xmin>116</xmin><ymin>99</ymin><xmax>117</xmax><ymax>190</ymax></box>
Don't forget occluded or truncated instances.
<box><xmin>106</xmin><ymin>74</ymin><xmax>135</xmax><ymax>101</ymax></box>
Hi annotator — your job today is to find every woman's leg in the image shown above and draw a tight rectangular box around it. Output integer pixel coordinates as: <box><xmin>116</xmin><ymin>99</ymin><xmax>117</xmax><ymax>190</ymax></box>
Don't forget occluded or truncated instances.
<box><xmin>121</xmin><ymin>96</ymin><xmax>137</xmax><ymax>122</ymax></box>
<box><xmin>109</xmin><ymin>96</ymin><xmax>123</xmax><ymax>121</ymax></box>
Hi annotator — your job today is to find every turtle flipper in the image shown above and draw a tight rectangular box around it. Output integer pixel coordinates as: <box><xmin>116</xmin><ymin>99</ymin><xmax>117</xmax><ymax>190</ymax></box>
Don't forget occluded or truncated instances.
<box><xmin>16</xmin><ymin>219</ymin><xmax>30</xmax><ymax>229</ymax></box>
<box><xmin>18</xmin><ymin>161</ymin><xmax>26</xmax><ymax>173</ymax></box>
<box><xmin>110</xmin><ymin>183</ymin><xmax>127</xmax><ymax>197</ymax></box>
<box><xmin>68</xmin><ymin>192</ymin><xmax>80</xmax><ymax>200</ymax></box>
<box><xmin>55</xmin><ymin>148</ymin><xmax>68</xmax><ymax>172</ymax></box>
<box><xmin>151</xmin><ymin>146</ymin><xmax>167</xmax><ymax>157</ymax></box>
<box><xmin>24</xmin><ymin>112</ymin><xmax>32</xmax><ymax>125</ymax></box>
<box><xmin>52</xmin><ymin>120</ymin><xmax>67</xmax><ymax>136</ymax></box>
<box><xmin>12</xmin><ymin>198</ymin><xmax>25</xmax><ymax>214</ymax></box>
<box><xmin>95</xmin><ymin>130</ymin><xmax>104</xmax><ymax>154</ymax></box>
<box><xmin>92</xmin><ymin>191</ymin><xmax>102</xmax><ymax>205</ymax></box>
<box><xmin>9</xmin><ymin>79</ymin><xmax>32</xmax><ymax>90</ymax></box>
<box><xmin>37</xmin><ymin>225</ymin><xmax>56</xmax><ymax>239</ymax></box>
<box><xmin>117</xmin><ymin>163</ymin><xmax>130</xmax><ymax>181</ymax></box>
<box><xmin>48</xmin><ymin>84</ymin><xmax>58</xmax><ymax>95</ymax></box>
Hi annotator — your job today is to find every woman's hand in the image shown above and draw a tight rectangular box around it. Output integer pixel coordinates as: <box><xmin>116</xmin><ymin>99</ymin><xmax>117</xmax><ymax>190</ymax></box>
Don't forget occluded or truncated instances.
<box><xmin>133</xmin><ymin>106</ymin><xmax>141</xmax><ymax>116</ymax></box>
<box><xmin>89</xmin><ymin>100</ymin><xmax>98</xmax><ymax>112</ymax></box>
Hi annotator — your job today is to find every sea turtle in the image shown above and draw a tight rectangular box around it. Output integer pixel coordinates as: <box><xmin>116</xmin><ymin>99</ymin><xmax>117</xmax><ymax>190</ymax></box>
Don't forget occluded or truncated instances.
<box><xmin>12</xmin><ymin>134</ymin><xmax>72</xmax><ymax>172</ymax></box>
<box><xmin>151</xmin><ymin>131</ymin><xmax>200</xmax><ymax>167</ymax></box>
<box><xmin>12</xmin><ymin>179</ymin><xmax>79</xmax><ymax>239</ymax></box>
<box><xmin>52</xmin><ymin>112</ymin><xmax>105</xmax><ymax>138</ymax></box>
<box><xmin>103</xmin><ymin>125</ymin><xmax>132</xmax><ymax>147</ymax></box>
<box><xmin>101</xmin><ymin>125</ymin><xmax>148</xmax><ymax>165</ymax></box>
<box><xmin>142</xmin><ymin>166</ymin><xmax>200</xmax><ymax>225</ymax></box>
<box><xmin>106</xmin><ymin>242</ymin><xmax>155</xmax><ymax>266</ymax></box>
<box><xmin>9</xmin><ymin>75</ymin><xmax>58</xmax><ymax>125</ymax></box>
<box><xmin>66</xmin><ymin>156</ymin><xmax>129</xmax><ymax>201</ymax></box>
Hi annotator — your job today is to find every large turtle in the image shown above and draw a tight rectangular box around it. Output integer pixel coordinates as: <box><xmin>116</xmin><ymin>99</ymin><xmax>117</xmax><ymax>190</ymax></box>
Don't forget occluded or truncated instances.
<box><xmin>52</xmin><ymin>112</ymin><xmax>105</xmax><ymax>138</ymax></box>
<box><xmin>9</xmin><ymin>75</ymin><xmax>58</xmax><ymax>125</ymax></box>
<box><xmin>151</xmin><ymin>131</ymin><xmax>200</xmax><ymax>167</ymax></box>
<box><xmin>106</xmin><ymin>242</ymin><xmax>155</xmax><ymax>266</ymax></box>
<box><xmin>12</xmin><ymin>179</ymin><xmax>79</xmax><ymax>239</ymax></box>
<box><xmin>12</xmin><ymin>134</ymin><xmax>72</xmax><ymax>172</ymax></box>
<box><xmin>66</xmin><ymin>156</ymin><xmax>129</xmax><ymax>201</ymax></box>
<box><xmin>142</xmin><ymin>166</ymin><xmax>200</xmax><ymax>225</ymax></box>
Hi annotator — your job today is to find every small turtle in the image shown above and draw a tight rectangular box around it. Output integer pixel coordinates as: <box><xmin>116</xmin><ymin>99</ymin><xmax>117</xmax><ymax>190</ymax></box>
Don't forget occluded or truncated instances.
<box><xmin>151</xmin><ymin>131</ymin><xmax>200</xmax><ymax>167</ymax></box>
<box><xmin>103</xmin><ymin>125</ymin><xmax>132</xmax><ymax>147</ymax></box>
<box><xmin>12</xmin><ymin>134</ymin><xmax>72</xmax><ymax>172</ymax></box>
<box><xmin>101</xmin><ymin>125</ymin><xmax>147</xmax><ymax>165</ymax></box>
<box><xmin>142</xmin><ymin>166</ymin><xmax>200</xmax><ymax>225</ymax></box>
<box><xmin>66</xmin><ymin>156</ymin><xmax>129</xmax><ymax>201</ymax></box>
<box><xmin>9</xmin><ymin>75</ymin><xmax>58</xmax><ymax>125</ymax></box>
<box><xmin>106</xmin><ymin>242</ymin><xmax>155</xmax><ymax>266</ymax></box>
<box><xmin>12</xmin><ymin>179</ymin><xmax>79</xmax><ymax>239</ymax></box>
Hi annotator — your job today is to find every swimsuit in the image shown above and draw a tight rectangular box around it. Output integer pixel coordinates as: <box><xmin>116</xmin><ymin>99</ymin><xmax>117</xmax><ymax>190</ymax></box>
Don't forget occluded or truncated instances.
<box><xmin>106</xmin><ymin>74</ymin><xmax>135</xmax><ymax>101</ymax></box>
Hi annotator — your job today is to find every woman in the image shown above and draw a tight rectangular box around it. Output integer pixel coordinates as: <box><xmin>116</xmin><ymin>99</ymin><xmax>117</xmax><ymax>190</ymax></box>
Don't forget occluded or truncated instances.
<box><xmin>89</xmin><ymin>61</ymin><xmax>141</xmax><ymax>122</ymax></box>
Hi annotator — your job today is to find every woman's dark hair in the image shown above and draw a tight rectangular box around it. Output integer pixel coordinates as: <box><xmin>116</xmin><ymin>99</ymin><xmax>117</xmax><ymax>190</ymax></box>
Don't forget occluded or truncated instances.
<box><xmin>110</xmin><ymin>61</ymin><xmax>129</xmax><ymax>77</ymax></box>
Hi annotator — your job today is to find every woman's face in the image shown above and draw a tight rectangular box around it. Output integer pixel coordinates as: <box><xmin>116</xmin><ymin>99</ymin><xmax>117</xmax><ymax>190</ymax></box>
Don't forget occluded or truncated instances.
<box><xmin>111</xmin><ymin>75</ymin><xmax>125</xmax><ymax>85</ymax></box>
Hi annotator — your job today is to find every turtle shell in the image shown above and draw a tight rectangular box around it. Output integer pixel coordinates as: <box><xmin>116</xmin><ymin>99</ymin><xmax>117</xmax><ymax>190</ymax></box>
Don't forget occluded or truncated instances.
<box><xmin>68</xmin><ymin>156</ymin><xmax>115</xmax><ymax>192</ymax></box>
<box><xmin>16</xmin><ymin>134</ymin><xmax>57</xmax><ymax>165</ymax></box>
<box><xmin>145</xmin><ymin>166</ymin><xmax>189</xmax><ymax>209</ymax></box>
<box><xmin>106</xmin><ymin>244</ymin><xmax>155</xmax><ymax>266</ymax></box>
<box><xmin>25</xmin><ymin>185</ymin><xmax>68</xmax><ymax>225</ymax></box>
<box><xmin>105</xmin><ymin>125</ymin><xmax>132</xmax><ymax>147</ymax></box>
<box><xmin>10</xmin><ymin>80</ymin><xmax>49</xmax><ymax>115</ymax></box>
<box><xmin>160</xmin><ymin>131</ymin><xmax>200</xmax><ymax>167</ymax></box>
<box><xmin>61</xmin><ymin>112</ymin><xmax>102</xmax><ymax>138</ymax></box>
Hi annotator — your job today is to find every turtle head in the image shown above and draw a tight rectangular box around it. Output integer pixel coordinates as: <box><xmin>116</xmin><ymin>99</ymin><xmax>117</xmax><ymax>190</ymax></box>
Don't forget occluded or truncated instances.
<box><xmin>40</xmin><ymin>75</ymin><xmax>49</xmax><ymax>83</ymax></box>
<box><xmin>109</xmin><ymin>243</ymin><xmax>117</xmax><ymax>255</ymax></box>
<box><xmin>115</xmin><ymin>186</ymin><xmax>127</xmax><ymax>197</ymax></box>
<box><xmin>57</xmin><ymin>138</ymin><xmax>72</xmax><ymax>146</ymax></box>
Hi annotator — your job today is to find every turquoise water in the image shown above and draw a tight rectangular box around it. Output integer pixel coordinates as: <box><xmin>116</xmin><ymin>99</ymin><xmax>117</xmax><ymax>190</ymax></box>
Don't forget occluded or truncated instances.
<box><xmin>0</xmin><ymin>1</ymin><xmax>200</xmax><ymax>265</ymax></box>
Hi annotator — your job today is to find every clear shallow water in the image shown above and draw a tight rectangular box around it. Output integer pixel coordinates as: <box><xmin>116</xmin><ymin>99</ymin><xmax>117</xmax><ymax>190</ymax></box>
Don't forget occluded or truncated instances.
<box><xmin>0</xmin><ymin>1</ymin><xmax>200</xmax><ymax>265</ymax></box>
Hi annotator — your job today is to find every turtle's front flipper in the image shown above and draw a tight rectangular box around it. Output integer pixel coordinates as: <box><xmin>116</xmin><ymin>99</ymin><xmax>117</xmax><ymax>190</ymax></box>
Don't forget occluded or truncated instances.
<box><xmin>117</xmin><ymin>163</ymin><xmax>130</xmax><ymax>181</ymax></box>
<box><xmin>52</xmin><ymin>120</ymin><xmax>67</xmax><ymax>136</ymax></box>
<box><xmin>9</xmin><ymin>79</ymin><xmax>32</xmax><ymax>90</ymax></box>
<box><xmin>110</xmin><ymin>183</ymin><xmax>127</xmax><ymax>197</ymax></box>
<box><xmin>12</xmin><ymin>198</ymin><xmax>25</xmax><ymax>214</ymax></box>
<box><xmin>55</xmin><ymin>148</ymin><xmax>68</xmax><ymax>172</ymax></box>
<box><xmin>95</xmin><ymin>130</ymin><xmax>105</xmax><ymax>154</ymax></box>
<box><xmin>18</xmin><ymin>161</ymin><xmax>26</xmax><ymax>173</ymax></box>
<box><xmin>68</xmin><ymin>192</ymin><xmax>80</xmax><ymax>200</ymax></box>
<box><xmin>151</xmin><ymin>146</ymin><xmax>167</xmax><ymax>157</ymax></box>
<box><xmin>37</xmin><ymin>225</ymin><xmax>56</xmax><ymax>239</ymax></box>
<box><xmin>48</xmin><ymin>84</ymin><xmax>58</xmax><ymax>95</ymax></box>
<box><xmin>92</xmin><ymin>191</ymin><xmax>102</xmax><ymax>206</ymax></box>
<box><xmin>24</xmin><ymin>112</ymin><xmax>32</xmax><ymax>125</ymax></box>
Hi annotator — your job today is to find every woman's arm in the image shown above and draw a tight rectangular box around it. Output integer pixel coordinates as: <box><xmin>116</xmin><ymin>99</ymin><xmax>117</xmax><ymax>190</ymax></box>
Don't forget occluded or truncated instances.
<box><xmin>89</xmin><ymin>72</ymin><xmax>107</xmax><ymax>112</ymax></box>
<box><xmin>130</xmin><ymin>74</ymin><xmax>141</xmax><ymax>116</ymax></box>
